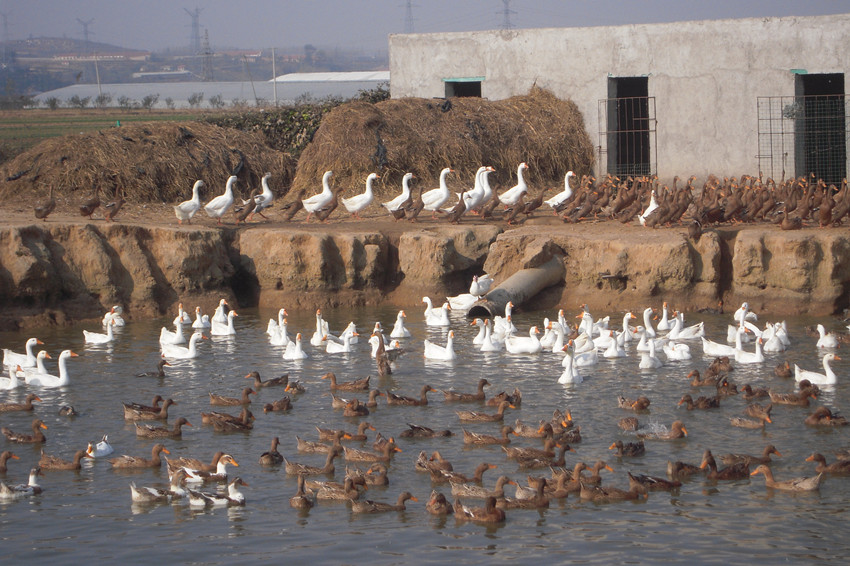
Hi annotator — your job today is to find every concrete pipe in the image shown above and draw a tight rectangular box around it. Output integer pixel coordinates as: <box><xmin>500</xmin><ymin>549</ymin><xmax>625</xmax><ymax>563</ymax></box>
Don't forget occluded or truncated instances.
<box><xmin>467</xmin><ymin>256</ymin><xmax>566</xmax><ymax>318</ymax></box>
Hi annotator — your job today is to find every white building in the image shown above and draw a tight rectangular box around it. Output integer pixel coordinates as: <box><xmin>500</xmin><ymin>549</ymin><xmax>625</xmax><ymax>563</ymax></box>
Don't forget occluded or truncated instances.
<box><xmin>388</xmin><ymin>14</ymin><xmax>850</xmax><ymax>183</ymax></box>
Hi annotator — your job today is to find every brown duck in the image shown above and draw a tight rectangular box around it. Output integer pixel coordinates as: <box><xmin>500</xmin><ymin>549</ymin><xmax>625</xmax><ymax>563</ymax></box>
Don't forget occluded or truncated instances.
<box><xmin>135</xmin><ymin>417</ymin><xmax>192</xmax><ymax>439</ymax></box>
<box><xmin>0</xmin><ymin>394</ymin><xmax>42</xmax><ymax>413</ymax></box>
<box><xmin>386</xmin><ymin>384</ymin><xmax>434</xmax><ymax>406</ymax></box>
<box><xmin>2</xmin><ymin>419</ymin><xmax>47</xmax><ymax>443</ymax></box>
<box><xmin>457</xmin><ymin>400</ymin><xmax>513</xmax><ymax>422</ymax></box>
<box><xmin>39</xmin><ymin>449</ymin><xmax>92</xmax><ymax>471</ymax></box>
<box><xmin>209</xmin><ymin>387</ymin><xmax>255</xmax><ymax>406</ymax></box>
<box><xmin>322</xmin><ymin>372</ymin><xmax>370</xmax><ymax>391</ymax></box>
<box><xmin>110</xmin><ymin>444</ymin><xmax>170</xmax><ymax>469</ymax></box>
<box><xmin>442</xmin><ymin>378</ymin><xmax>490</xmax><ymax>402</ymax></box>
<box><xmin>700</xmin><ymin>449</ymin><xmax>749</xmax><ymax>480</ymax></box>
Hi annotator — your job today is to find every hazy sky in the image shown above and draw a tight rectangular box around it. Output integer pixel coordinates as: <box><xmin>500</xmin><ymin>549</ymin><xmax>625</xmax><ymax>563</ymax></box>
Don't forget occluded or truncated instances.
<box><xmin>6</xmin><ymin>0</ymin><xmax>850</xmax><ymax>54</ymax></box>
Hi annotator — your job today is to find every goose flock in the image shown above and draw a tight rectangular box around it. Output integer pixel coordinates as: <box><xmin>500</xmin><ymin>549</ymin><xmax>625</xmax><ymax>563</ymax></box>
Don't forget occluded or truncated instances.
<box><xmin>2</xmin><ymin>269</ymin><xmax>849</xmax><ymax>535</ymax></box>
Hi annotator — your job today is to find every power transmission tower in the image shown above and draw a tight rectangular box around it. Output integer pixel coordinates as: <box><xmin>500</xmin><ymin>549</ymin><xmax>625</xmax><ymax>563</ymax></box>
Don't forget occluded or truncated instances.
<box><xmin>77</xmin><ymin>18</ymin><xmax>95</xmax><ymax>53</ymax></box>
<box><xmin>499</xmin><ymin>0</ymin><xmax>515</xmax><ymax>30</ymax></box>
<box><xmin>201</xmin><ymin>29</ymin><xmax>213</xmax><ymax>82</ymax></box>
<box><xmin>184</xmin><ymin>7</ymin><xmax>202</xmax><ymax>53</ymax></box>
<box><xmin>403</xmin><ymin>0</ymin><xmax>416</xmax><ymax>34</ymax></box>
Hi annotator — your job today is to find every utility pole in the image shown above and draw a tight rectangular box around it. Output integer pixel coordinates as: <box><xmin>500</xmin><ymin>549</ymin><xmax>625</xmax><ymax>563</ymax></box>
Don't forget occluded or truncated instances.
<box><xmin>499</xmin><ymin>0</ymin><xmax>515</xmax><ymax>30</ymax></box>
<box><xmin>272</xmin><ymin>47</ymin><xmax>277</xmax><ymax>107</ymax></box>
<box><xmin>0</xmin><ymin>12</ymin><xmax>9</xmax><ymax>67</ymax></box>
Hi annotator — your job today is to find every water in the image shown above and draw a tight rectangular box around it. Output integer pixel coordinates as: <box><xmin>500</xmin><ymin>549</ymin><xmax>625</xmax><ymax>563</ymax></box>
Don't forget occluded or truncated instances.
<box><xmin>1</xmin><ymin>303</ymin><xmax>849</xmax><ymax>564</ymax></box>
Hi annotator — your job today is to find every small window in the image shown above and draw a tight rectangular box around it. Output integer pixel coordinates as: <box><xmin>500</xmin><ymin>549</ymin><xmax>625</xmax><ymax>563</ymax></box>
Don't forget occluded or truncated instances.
<box><xmin>443</xmin><ymin>77</ymin><xmax>484</xmax><ymax>98</ymax></box>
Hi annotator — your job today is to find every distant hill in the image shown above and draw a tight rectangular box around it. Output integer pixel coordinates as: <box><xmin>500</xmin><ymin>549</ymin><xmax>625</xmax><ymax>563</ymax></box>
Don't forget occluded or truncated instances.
<box><xmin>9</xmin><ymin>36</ymin><xmax>145</xmax><ymax>57</ymax></box>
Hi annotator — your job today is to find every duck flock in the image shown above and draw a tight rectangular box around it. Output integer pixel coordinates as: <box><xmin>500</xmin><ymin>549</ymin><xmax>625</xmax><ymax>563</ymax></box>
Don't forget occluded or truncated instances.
<box><xmin>1</xmin><ymin>279</ymin><xmax>849</xmax><ymax>525</ymax></box>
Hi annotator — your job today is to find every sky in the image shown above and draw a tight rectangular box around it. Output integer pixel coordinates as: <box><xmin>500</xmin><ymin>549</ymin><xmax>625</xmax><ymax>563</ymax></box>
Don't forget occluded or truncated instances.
<box><xmin>5</xmin><ymin>0</ymin><xmax>850</xmax><ymax>54</ymax></box>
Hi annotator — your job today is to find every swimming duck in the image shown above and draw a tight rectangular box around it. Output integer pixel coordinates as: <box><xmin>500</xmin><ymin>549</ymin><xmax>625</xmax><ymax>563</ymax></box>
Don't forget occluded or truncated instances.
<box><xmin>399</xmin><ymin>423</ymin><xmax>452</xmax><ymax>438</ymax></box>
<box><xmin>744</xmin><ymin>402</ymin><xmax>774</xmax><ymax>422</ymax></box>
<box><xmin>386</xmin><ymin>385</ymin><xmax>434</xmax><ymax>406</ymax></box>
<box><xmin>289</xmin><ymin>474</ymin><xmax>315</xmax><ymax>509</ymax></box>
<box><xmin>123</xmin><ymin>397</ymin><xmax>176</xmax><ymax>421</ymax></box>
<box><xmin>165</xmin><ymin>452</ymin><xmax>225</xmax><ymax>476</ymax></box>
<box><xmin>774</xmin><ymin>360</ymin><xmax>792</xmax><ymax>378</ymax></box>
<box><xmin>636</xmin><ymin>421</ymin><xmax>688</xmax><ymax>440</ymax></box>
<box><xmin>667</xmin><ymin>460</ymin><xmax>703</xmax><ymax>481</ymax></box>
<box><xmin>719</xmin><ymin>445</ymin><xmax>782</xmax><ymax>467</ymax></box>
<box><xmin>86</xmin><ymin>435</ymin><xmax>114</xmax><ymax>458</ymax></box>
<box><xmin>173</xmin><ymin>454</ymin><xmax>237</xmax><ymax>484</ymax></box>
<box><xmin>297</xmin><ymin>430</ymin><xmax>350</xmax><ymax>454</ymax></box>
<box><xmin>700</xmin><ymin>449</ymin><xmax>750</xmax><ymax>480</ymax></box>
<box><xmin>454</xmin><ymin>495</ymin><xmax>506</xmax><ymax>523</ymax></box>
<box><xmin>457</xmin><ymin>400</ymin><xmax>513</xmax><ymax>422</ymax></box>
<box><xmin>189</xmin><ymin>476</ymin><xmax>248</xmax><ymax>507</ymax></box>
<box><xmin>617</xmin><ymin>395</ymin><xmax>651</xmax><ymax>412</ymax></box>
<box><xmin>0</xmin><ymin>467</ymin><xmax>43</xmax><ymax>499</ymax></box>
<box><xmin>503</xmin><ymin>438</ymin><xmax>558</xmax><ymax>460</ymax></box>
<box><xmin>751</xmin><ymin>464</ymin><xmax>822</xmax><ymax>491</ymax></box>
<box><xmin>343</xmin><ymin>440</ymin><xmax>401</xmax><ymax>463</ymax></box>
<box><xmin>0</xmin><ymin>394</ymin><xmax>41</xmax><ymax>413</ymax></box>
<box><xmin>263</xmin><ymin>396</ymin><xmax>293</xmax><ymax>413</ymax></box>
<box><xmin>130</xmin><ymin>469</ymin><xmax>189</xmax><ymax>504</ymax></box>
<box><xmin>426</xmin><ymin>490</ymin><xmax>454</xmax><ymax>515</ymax></box>
<box><xmin>678</xmin><ymin>393</ymin><xmax>721</xmax><ymax>410</ymax></box>
<box><xmin>580</xmin><ymin>479</ymin><xmax>648</xmax><ymax>502</ymax></box>
<box><xmin>110</xmin><ymin>444</ymin><xmax>170</xmax><ymax>469</ymax></box>
<box><xmin>135</xmin><ymin>417</ymin><xmax>192</xmax><ymax>439</ymax></box>
<box><xmin>627</xmin><ymin>471</ymin><xmax>681</xmax><ymax>492</ymax></box>
<box><xmin>804</xmin><ymin>406</ymin><xmax>849</xmax><ymax>426</ymax></box>
<box><xmin>209</xmin><ymin>387</ymin><xmax>255</xmax><ymax>406</ymax></box>
<box><xmin>351</xmin><ymin>491</ymin><xmax>417</xmax><ymax>513</ymax></box>
<box><xmin>204</xmin><ymin>175</ymin><xmax>237</xmax><ymax>224</ymax></box>
<box><xmin>284</xmin><ymin>447</ymin><xmax>341</xmax><ymax>476</ymax></box>
<box><xmin>321</xmin><ymin>371</ymin><xmax>370</xmax><ymax>391</ymax></box>
<box><xmin>136</xmin><ymin>359</ymin><xmax>171</xmax><ymax>378</ymax></box>
<box><xmin>39</xmin><ymin>449</ymin><xmax>92</xmax><ymax>471</ymax></box>
<box><xmin>2</xmin><ymin>419</ymin><xmax>47</xmax><ymax>443</ymax></box>
<box><xmin>244</xmin><ymin>370</ymin><xmax>288</xmax><ymax>389</ymax></box>
<box><xmin>740</xmin><ymin>384</ymin><xmax>770</xmax><ymax>401</ymax></box>
<box><xmin>451</xmin><ymin>475</ymin><xmax>515</xmax><ymax>499</ymax></box>
<box><xmin>0</xmin><ymin>450</ymin><xmax>20</xmax><ymax>474</ymax></box>
<box><xmin>342</xmin><ymin>399</ymin><xmax>369</xmax><ymax>417</ymax></box>
<box><xmin>806</xmin><ymin>453</ymin><xmax>850</xmax><ymax>475</ymax></box>
<box><xmin>285</xmin><ymin>380</ymin><xmax>306</xmax><ymax>395</ymax></box>
<box><xmin>258</xmin><ymin>437</ymin><xmax>283</xmax><ymax>466</ymax></box>
<box><xmin>609</xmin><ymin>439</ymin><xmax>645</xmax><ymax>457</ymax></box>
<box><xmin>769</xmin><ymin>387</ymin><xmax>817</xmax><ymax>406</ymax></box>
<box><xmin>462</xmin><ymin>426</ymin><xmax>515</xmax><ymax>446</ymax></box>
<box><xmin>434</xmin><ymin>462</ymin><xmax>495</xmax><ymax>485</ymax></box>
<box><xmin>209</xmin><ymin>410</ymin><xmax>255</xmax><ymax>433</ymax></box>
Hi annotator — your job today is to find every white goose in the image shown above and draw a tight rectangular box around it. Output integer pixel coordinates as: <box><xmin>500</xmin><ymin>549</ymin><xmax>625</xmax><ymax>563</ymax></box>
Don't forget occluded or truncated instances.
<box><xmin>474</xmin><ymin>167</ymin><xmax>496</xmax><ymax>213</ymax></box>
<box><xmin>310</xmin><ymin>309</ymin><xmax>330</xmax><ymax>346</ymax></box>
<box><xmin>733</xmin><ymin>301</ymin><xmax>758</xmax><ymax>323</ymax></box>
<box><xmin>639</xmin><ymin>340</ymin><xmax>664</xmax><ymax>369</ymax></box>
<box><xmin>656</xmin><ymin>302</ymin><xmax>672</xmax><ymax>331</ymax></box>
<box><xmin>816</xmin><ymin>324</ymin><xmax>839</xmax><ymax>349</ymax></box>
<box><xmin>505</xmin><ymin>326</ymin><xmax>542</xmax><ymax>354</ymax></box>
<box><xmin>621</xmin><ymin>312</ymin><xmax>637</xmax><ymax>342</ymax></box>
<box><xmin>421</xmin><ymin>167</ymin><xmax>453</xmax><ymax>218</ymax></box>
<box><xmin>794</xmin><ymin>353</ymin><xmax>840</xmax><ymax>386</ymax></box>
<box><xmin>558</xmin><ymin>340</ymin><xmax>582</xmax><ymax>384</ymax></box>
<box><xmin>159</xmin><ymin>321</ymin><xmax>186</xmax><ymax>345</ymax></box>
<box><xmin>424</xmin><ymin>299</ymin><xmax>451</xmax><ymax>327</ymax></box>
<box><xmin>1</xmin><ymin>364</ymin><xmax>21</xmax><ymax>390</ymax></box>
<box><xmin>251</xmin><ymin>172</ymin><xmax>275</xmax><ymax>219</ymax></box>
<box><xmin>2</xmin><ymin>337</ymin><xmax>43</xmax><ymax>368</ymax></box>
<box><xmin>324</xmin><ymin>332</ymin><xmax>357</xmax><ymax>354</ymax></box>
<box><xmin>173</xmin><ymin>302</ymin><xmax>192</xmax><ymax>325</ymax></box>
<box><xmin>283</xmin><ymin>333</ymin><xmax>309</xmax><ymax>361</ymax></box>
<box><xmin>21</xmin><ymin>350</ymin><xmax>51</xmax><ymax>380</ymax></box>
<box><xmin>423</xmin><ymin>330</ymin><xmax>455</xmax><ymax>361</ymax></box>
<box><xmin>302</xmin><ymin>170</ymin><xmax>334</xmax><ymax>222</ymax></box>
<box><xmin>267</xmin><ymin>308</ymin><xmax>287</xmax><ymax>336</ymax></box>
<box><xmin>662</xmin><ymin>341</ymin><xmax>692</xmax><ymax>361</ymax></box>
<box><xmin>102</xmin><ymin>305</ymin><xmax>126</xmax><ymax>327</ymax></box>
<box><xmin>469</xmin><ymin>274</ymin><xmax>494</xmax><ymax>298</ymax></box>
<box><xmin>174</xmin><ymin>179</ymin><xmax>204</xmax><ymax>225</ymax></box>
<box><xmin>161</xmin><ymin>332</ymin><xmax>206</xmax><ymax>360</ymax></box>
<box><xmin>390</xmin><ymin>310</ymin><xmax>412</xmax><ymax>339</ymax></box>
<box><xmin>269</xmin><ymin>318</ymin><xmax>290</xmax><ymax>347</ymax></box>
<box><xmin>638</xmin><ymin>189</ymin><xmax>659</xmax><ymax>226</ymax></box>
<box><xmin>492</xmin><ymin>301</ymin><xmax>516</xmax><ymax>337</ymax></box>
<box><xmin>382</xmin><ymin>172</ymin><xmax>414</xmax><ymax>214</ymax></box>
<box><xmin>341</xmin><ymin>173</ymin><xmax>379</xmax><ymax>219</ymax></box>
<box><xmin>667</xmin><ymin>314</ymin><xmax>705</xmax><ymax>340</ymax></box>
<box><xmin>192</xmin><ymin>306</ymin><xmax>210</xmax><ymax>329</ymax></box>
<box><xmin>479</xmin><ymin>320</ymin><xmax>503</xmax><ymax>352</ymax></box>
<box><xmin>210</xmin><ymin>310</ymin><xmax>238</xmax><ymax>337</ymax></box>
<box><xmin>84</xmin><ymin>320</ymin><xmax>115</xmax><ymax>344</ymax></box>
<box><xmin>497</xmin><ymin>162</ymin><xmax>529</xmax><ymax>207</ymax></box>
<box><xmin>25</xmin><ymin>349</ymin><xmax>78</xmax><ymax>388</ymax></box>
<box><xmin>544</xmin><ymin>171</ymin><xmax>575</xmax><ymax>211</ymax></box>
<box><xmin>447</xmin><ymin>292</ymin><xmax>478</xmax><ymax>311</ymax></box>
<box><xmin>211</xmin><ymin>299</ymin><xmax>229</xmax><ymax>325</ymax></box>
<box><xmin>470</xmin><ymin>318</ymin><xmax>487</xmax><ymax>345</ymax></box>
<box><xmin>641</xmin><ymin>307</ymin><xmax>657</xmax><ymax>339</ymax></box>
<box><xmin>702</xmin><ymin>325</ymin><xmax>747</xmax><ymax>357</ymax></box>
<box><xmin>762</xmin><ymin>321</ymin><xmax>788</xmax><ymax>352</ymax></box>
<box><xmin>460</xmin><ymin>166</ymin><xmax>487</xmax><ymax>214</ymax></box>
<box><xmin>204</xmin><ymin>175</ymin><xmax>237</xmax><ymax>224</ymax></box>
<box><xmin>86</xmin><ymin>435</ymin><xmax>114</xmax><ymax>458</ymax></box>
<box><xmin>603</xmin><ymin>332</ymin><xmax>627</xmax><ymax>358</ymax></box>
<box><xmin>735</xmin><ymin>337</ymin><xmax>765</xmax><ymax>364</ymax></box>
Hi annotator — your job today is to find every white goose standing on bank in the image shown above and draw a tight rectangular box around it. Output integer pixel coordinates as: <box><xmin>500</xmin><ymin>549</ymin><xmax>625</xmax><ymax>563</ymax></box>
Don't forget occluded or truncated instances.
<box><xmin>544</xmin><ymin>171</ymin><xmax>575</xmax><ymax>212</ymax></box>
<box><xmin>422</xmin><ymin>167</ymin><xmax>454</xmax><ymax>218</ymax></box>
<box><xmin>469</xmin><ymin>274</ymin><xmax>493</xmax><ymax>299</ymax></box>
<box><xmin>382</xmin><ymin>172</ymin><xmax>413</xmax><ymax>215</ymax></box>
<box><xmin>174</xmin><ymin>180</ymin><xmax>204</xmax><ymax>225</ymax></box>
<box><xmin>204</xmin><ymin>175</ymin><xmax>237</xmax><ymax>224</ymax></box>
<box><xmin>342</xmin><ymin>173</ymin><xmax>379</xmax><ymax>219</ymax></box>
<box><xmin>638</xmin><ymin>189</ymin><xmax>659</xmax><ymax>226</ymax></box>
<box><xmin>302</xmin><ymin>171</ymin><xmax>334</xmax><ymax>222</ymax></box>
<box><xmin>498</xmin><ymin>162</ymin><xmax>529</xmax><ymax>207</ymax></box>
<box><xmin>474</xmin><ymin>166</ymin><xmax>496</xmax><ymax>213</ymax></box>
<box><xmin>461</xmin><ymin>166</ymin><xmax>488</xmax><ymax>214</ymax></box>
<box><xmin>250</xmin><ymin>172</ymin><xmax>275</xmax><ymax>220</ymax></box>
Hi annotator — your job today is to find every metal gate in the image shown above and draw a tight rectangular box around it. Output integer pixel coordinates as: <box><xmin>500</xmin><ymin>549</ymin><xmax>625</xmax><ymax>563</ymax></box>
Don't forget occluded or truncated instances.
<box><xmin>597</xmin><ymin>96</ymin><xmax>657</xmax><ymax>178</ymax></box>
<box><xmin>757</xmin><ymin>94</ymin><xmax>848</xmax><ymax>184</ymax></box>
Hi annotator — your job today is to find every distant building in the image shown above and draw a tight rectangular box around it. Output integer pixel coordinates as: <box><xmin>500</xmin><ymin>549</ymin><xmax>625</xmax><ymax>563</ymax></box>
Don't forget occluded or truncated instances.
<box><xmin>389</xmin><ymin>14</ymin><xmax>850</xmax><ymax>183</ymax></box>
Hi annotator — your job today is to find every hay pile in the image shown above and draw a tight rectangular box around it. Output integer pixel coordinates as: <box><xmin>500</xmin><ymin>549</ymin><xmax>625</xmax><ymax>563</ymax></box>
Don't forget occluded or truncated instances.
<box><xmin>292</xmin><ymin>86</ymin><xmax>595</xmax><ymax>198</ymax></box>
<box><xmin>0</xmin><ymin>122</ymin><xmax>295</xmax><ymax>204</ymax></box>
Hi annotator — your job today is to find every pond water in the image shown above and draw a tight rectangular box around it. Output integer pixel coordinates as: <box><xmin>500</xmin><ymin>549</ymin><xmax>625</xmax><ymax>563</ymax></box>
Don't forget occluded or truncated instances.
<box><xmin>0</xmin><ymin>302</ymin><xmax>848</xmax><ymax>564</ymax></box>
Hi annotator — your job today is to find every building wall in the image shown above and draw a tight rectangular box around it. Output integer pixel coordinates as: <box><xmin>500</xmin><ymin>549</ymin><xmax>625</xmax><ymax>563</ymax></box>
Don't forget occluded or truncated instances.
<box><xmin>389</xmin><ymin>14</ymin><xmax>850</xmax><ymax>180</ymax></box>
